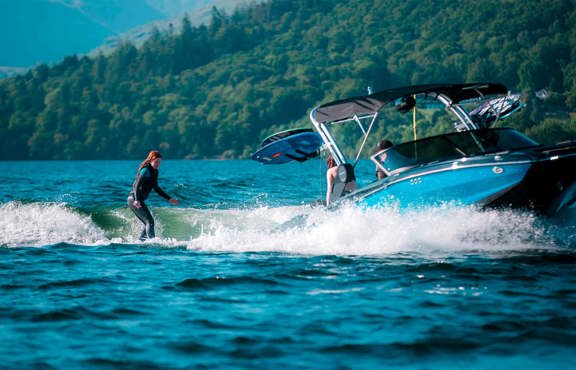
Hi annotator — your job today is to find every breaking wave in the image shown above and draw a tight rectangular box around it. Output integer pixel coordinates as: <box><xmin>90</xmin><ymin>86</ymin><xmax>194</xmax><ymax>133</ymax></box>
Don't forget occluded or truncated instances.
<box><xmin>1</xmin><ymin>201</ymin><xmax>574</xmax><ymax>256</ymax></box>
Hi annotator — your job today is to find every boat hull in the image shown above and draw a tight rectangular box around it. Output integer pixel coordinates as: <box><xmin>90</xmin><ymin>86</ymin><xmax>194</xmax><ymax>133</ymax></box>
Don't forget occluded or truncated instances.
<box><xmin>487</xmin><ymin>153</ymin><xmax>576</xmax><ymax>215</ymax></box>
<box><xmin>352</xmin><ymin>151</ymin><xmax>576</xmax><ymax>215</ymax></box>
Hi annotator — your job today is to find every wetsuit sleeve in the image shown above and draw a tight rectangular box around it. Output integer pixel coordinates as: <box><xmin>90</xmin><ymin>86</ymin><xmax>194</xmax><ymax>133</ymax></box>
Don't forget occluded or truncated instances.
<box><xmin>154</xmin><ymin>184</ymin><xmax>172</xmax><ymax>200</ymax></box>
<box><xmin>153</xmin><ymin>173</ymin><xmax>172</xmax><ymax>200</ymax></box>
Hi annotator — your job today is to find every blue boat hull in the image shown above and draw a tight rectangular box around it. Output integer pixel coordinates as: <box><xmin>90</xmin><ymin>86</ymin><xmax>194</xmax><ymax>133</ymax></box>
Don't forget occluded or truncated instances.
<box><xmin>356</xmin><ymin>160</ymin><xmax>530</xmax><ymax>209</ymax></box>
<box><xmin>349</xmin><ymin>150</ymin><xmax>576</xmax><ymax>215</ymax></box>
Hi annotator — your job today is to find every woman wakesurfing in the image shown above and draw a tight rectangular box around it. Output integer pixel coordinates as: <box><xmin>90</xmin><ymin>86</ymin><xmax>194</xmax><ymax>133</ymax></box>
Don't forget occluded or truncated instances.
<box><xmin>127</xmin><ymin>150</ymin><xmax>179</xmax><ymax>240</ymax></box>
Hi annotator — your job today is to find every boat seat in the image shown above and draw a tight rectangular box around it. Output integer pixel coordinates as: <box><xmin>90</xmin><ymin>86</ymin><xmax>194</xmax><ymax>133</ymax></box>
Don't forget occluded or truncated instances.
<box><xmin>331</xmin><ymin>163</ymin><xmax>356</xmax><ymax>202</ymax></box>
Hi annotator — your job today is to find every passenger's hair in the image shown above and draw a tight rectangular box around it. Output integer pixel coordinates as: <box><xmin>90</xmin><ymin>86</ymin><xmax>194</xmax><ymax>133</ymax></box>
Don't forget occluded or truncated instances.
<box><xmin>326</xmin><ymin>155</ymin><xmax>337</xmax><ymax>169</ymax></box>
<box><xmin>376</xmin><ymin>140</ymin><xmax>393</xmax><ymax>152</ymax></box>
<box><xmin>138</xmin><ymin>150</ymin><xmax>162</xmax><ymax>173</ymax></box>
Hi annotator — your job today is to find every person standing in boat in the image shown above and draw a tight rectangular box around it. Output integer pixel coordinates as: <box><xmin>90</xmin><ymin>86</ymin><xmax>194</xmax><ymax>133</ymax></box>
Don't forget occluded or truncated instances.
<box><xmin>326</xmin><ymin>155</ymin><xmax>356</xmax><ymax>206</ymax></box>
<box><xmin>127</xmin><ymin>150</ymin><xmax>179</xmax><ymax>240</ymax></box>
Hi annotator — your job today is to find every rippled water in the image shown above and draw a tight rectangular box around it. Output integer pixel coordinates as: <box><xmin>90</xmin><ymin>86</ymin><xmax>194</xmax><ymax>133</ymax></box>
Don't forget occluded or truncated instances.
<box><xmin>1</xmin><ymin>160</ymin><xmax>575</xmax><ymax>369</ymax></box>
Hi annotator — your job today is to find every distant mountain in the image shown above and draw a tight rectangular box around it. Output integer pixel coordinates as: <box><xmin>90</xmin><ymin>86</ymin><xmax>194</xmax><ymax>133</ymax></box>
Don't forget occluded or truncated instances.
<box><xmin>54</xmin><ymin>0</ymin><xmax>164</xmax><ymax>33</ymax></box>
<box><xmin>0</xmin><ymin>0</ymin><xmax>163</xmax><ymax>67</ymax></box>
<box><xmin>0</xmin><ymin>0</ymin><xmax>245</xmax><ymax>68</ymax></box>
<box><xmin>93</xmin><ymin>0</ymin><xmax>251</xmax><ymax>56</ymax></box>
<box><xmin>145</xmin><ymin>0</ymin><xmax>243</xmax><ymax>17</ymax></box>
<box><xmin>0</xmin><ymin>66</ymin><xmax>28</xmax><ymax>79</ymax></box>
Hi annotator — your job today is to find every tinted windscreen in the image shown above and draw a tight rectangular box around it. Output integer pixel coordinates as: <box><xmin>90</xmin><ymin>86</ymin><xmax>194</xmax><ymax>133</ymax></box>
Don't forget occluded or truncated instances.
<box><xmin>375</xmin><ymin>129</ymin><xmax>539</xmax><ymax>172</ymax></box>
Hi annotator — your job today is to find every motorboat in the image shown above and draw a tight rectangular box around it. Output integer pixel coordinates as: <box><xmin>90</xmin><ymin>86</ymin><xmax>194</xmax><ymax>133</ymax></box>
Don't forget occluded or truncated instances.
<box><xmin>252</xmin><ymin>83</ymin><xmax>576</xmax><ymax>216</ymax></box>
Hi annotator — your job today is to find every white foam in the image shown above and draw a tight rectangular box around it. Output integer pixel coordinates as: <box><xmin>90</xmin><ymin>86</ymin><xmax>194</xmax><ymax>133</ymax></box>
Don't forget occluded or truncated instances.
<box><xmin>0</xmin><ymin>200</ymin><xmax>565</xmax><ymax>255</ymax></box>
<box><xmin>184</xmin><ymin>204</ymin><xmax>558</xmax><ymax>256</ymax></box>
<box><xmin>0</xmin><ymin>202</ymin><xmax>107</xmax><ymax>247</ymax></box>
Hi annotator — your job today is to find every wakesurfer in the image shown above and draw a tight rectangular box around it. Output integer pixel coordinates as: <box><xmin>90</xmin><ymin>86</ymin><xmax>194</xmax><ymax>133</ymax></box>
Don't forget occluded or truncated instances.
<box><xmin>127</xmin><ymin>150</ymin><xmax>179</xmax><ymax>240</ymax></box>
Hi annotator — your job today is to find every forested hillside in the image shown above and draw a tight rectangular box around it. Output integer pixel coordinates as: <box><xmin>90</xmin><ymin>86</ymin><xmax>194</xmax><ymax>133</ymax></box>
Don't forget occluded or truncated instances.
<box><xmin>1</xmin><ymin>0</ymin><xmax>575</xmax><ymax>160</ymax></box>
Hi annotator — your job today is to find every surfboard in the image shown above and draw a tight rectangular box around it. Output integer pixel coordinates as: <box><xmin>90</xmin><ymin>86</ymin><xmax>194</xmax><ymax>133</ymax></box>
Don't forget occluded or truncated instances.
<box><xmin>470</xmin><ymin>94</ymin><xmax>524</xmax><ymax>127</ymax></box>
<box><xmin>251</xmin><ymin>128</ymin><xmax>324</xmax><ymax>164</ymax></box>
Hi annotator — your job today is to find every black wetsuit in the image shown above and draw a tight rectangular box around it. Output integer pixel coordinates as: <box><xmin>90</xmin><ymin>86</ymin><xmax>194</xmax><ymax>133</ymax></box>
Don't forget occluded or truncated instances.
<box><xmin>127</xmin><ymin>164</ymin><xmax>171</xmax><ymax>240</ymax></box>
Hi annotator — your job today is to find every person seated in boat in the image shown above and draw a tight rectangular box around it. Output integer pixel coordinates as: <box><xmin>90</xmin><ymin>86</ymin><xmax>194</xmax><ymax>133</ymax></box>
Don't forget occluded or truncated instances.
<box><xmin>326</xmin><ymin>154</ymin><xmax>356</xmax><ymax>205</ymax></box>
<box><xmin>374</xmin><ymin>140</ymin><xmax>394</xmax><ymax>179</ymax></box>
<box><xmin>396</xmin><ymin>95</ymin><xmax>416</xmax><ymax>113</ymax></box>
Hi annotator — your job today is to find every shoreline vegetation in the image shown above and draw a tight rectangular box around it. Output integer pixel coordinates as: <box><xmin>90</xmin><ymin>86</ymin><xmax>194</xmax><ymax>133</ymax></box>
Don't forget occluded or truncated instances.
<box><xmin>1</xmin><ymin>0</ymin><xmax>575</xmax><ymax>160</ymax></box>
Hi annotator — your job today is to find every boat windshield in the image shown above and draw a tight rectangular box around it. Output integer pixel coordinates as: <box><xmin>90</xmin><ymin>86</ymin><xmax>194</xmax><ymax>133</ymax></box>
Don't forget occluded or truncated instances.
<box><xmin>371</xmin><ymin>128</ymin><xmax>540</xmax><ymax>174</ymax></box>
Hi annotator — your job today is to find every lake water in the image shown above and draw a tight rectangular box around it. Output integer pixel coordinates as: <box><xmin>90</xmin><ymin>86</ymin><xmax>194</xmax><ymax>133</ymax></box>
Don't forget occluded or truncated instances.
<box><xmin>1</xmin><ymin>160</ymin><xmax>575</xmax><ymax>369</ymax></box>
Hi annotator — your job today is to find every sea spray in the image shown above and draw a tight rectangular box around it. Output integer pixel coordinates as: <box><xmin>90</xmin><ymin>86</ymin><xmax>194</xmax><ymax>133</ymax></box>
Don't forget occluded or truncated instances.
<box><xmin>185</xmin><ymin>204</ymin><xmax>558</xmax><ymax>256</ymax></box>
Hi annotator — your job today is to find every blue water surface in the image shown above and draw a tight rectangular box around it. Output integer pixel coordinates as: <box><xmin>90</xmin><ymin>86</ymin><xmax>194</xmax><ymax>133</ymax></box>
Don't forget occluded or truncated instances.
<box><xmin>1</xmin><ymin>160</ymin><xmax>575</xmax><ymax>369</ymax></box>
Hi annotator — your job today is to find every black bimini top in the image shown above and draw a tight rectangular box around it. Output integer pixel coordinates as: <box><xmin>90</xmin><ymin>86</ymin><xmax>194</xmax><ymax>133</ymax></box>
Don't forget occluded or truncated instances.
<box><xmin>312</xmin><ymin>83</ymin><xmax>508</xmax><ymax>124</ymax></box>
